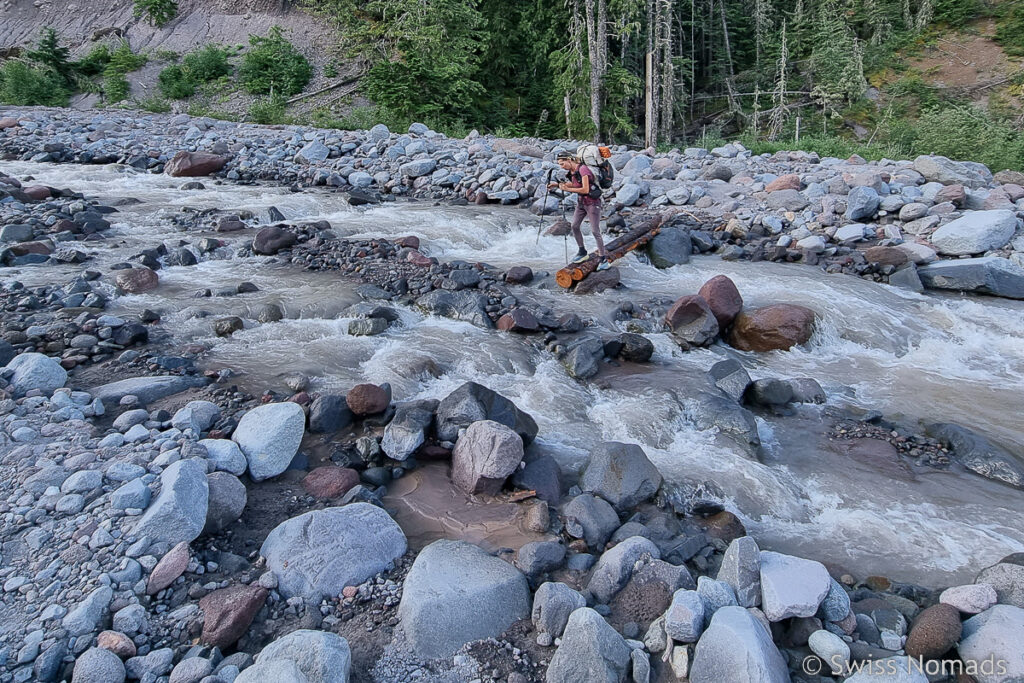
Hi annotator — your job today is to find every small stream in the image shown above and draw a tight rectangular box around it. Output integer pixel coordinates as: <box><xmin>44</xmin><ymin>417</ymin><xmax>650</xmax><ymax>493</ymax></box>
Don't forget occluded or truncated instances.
<box><xmin>5</xmin><ymin>160</ymin><xmax>1024</xmax><ymax>586</ymax></box>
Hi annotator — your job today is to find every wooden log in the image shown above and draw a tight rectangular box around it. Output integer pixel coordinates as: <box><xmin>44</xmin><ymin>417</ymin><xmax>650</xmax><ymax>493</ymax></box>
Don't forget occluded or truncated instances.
<box><xmin>555</xmin><ymin>214</ymin><xmax>665</xmax><ymax>289</ymax></box>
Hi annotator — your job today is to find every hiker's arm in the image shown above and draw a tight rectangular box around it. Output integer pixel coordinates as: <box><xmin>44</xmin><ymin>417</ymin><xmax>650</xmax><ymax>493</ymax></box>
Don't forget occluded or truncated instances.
<box><xmin>556</xmin><ymin>175</ymin><xmax>589</xmax><ymax>195</ymax></box>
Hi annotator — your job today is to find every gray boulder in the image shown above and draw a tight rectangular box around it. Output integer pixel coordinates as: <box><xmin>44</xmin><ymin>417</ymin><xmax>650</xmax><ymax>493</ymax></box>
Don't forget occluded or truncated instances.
<box><xmin>235</xmin><ymin>659</ymin><xmax>308</xmax><ymax>683</ymax></box>
<box><xmin>253</xmin><ymin>630</ymin><xmax>351</xmax><ymax>683</ymax></box>
<box><xmin>646</xmin><ymin>228</ymin><xmax>692</xmax><ymax>268</ymax></box>
<box><xmin>198</xmin><ymin>439</ymin><xmax>247</xmax><ymax>476</ymax></box>
<box><xmin>133</xmin><ymin>459</ymin><xmax>209</xmax><ymax>546</ymax></box>
<box><xmin>545</xmin><ymin>607</ymin><xmax>631</xmax><ymax>683</ymax></box>
<box><xmin>918</xmin><ymin>257</ymin><xmax>1024</xmax><ymax>299</ymax></box>
<box><xmin>63</xmin><ymin>586</ymin><xmax>114</xmax><ymax>636</ymax></box>
<box><xmin>561</xmin><ymin>336</ymin><xmax>604</xmax><ymax>379</ymax></box>
<box><xmin>400</xmin><ymin>159</ymin><xmax>438</xmax><ymax>177</ymax></box>
<box><xmin>204</xmin><ymin>472</ymin><xmax>247</xmax><ymax>534</ymax></box>
<box><xmin>451</xmin><ymin>419</ymin><xmax>524</xmax><ymax>495</ymax></box>
<box><xmin>845</xmin><ymin>186</ymin><xmax>881</xmax><ymax>221</ymax></box>
<box><xmin>688</xmin><ymin>606</ymin><xmax>789</xmax><ymax>683</ymax></box>
<box><xmin>295</xmin><ymin>140</ymin><xmax>330</xmax><ymax>164</ymax></box>
<box><xmin>914</xmin><ymin>155</ymin><xmax>989</xmax><ymax>189</ymax></box>
<box><xmin>261</xmin><ymin>504</ymin><xmax>406</xmax><ymax>601</ymax></box>
<box><xmin>533</xmin><ymin>581</ymin><xmax>587</xmax><ymax>638</ymax></box>
<box><xmin>73</xmin><ymin>647</ymin><xmax>126</xmax><ymax>683</ymax></box>
<box><xmin>690</xmin><ymin>392</ymin><xmax>761</xmax><ymax>453</ymax></box>
<box><xmin>759</xmin><ymin>550</ymin><xmax>830</xmax><ymax>621</ymax></box>
<box><xmin>587</xmin><ymin>536</ymin><xmax>661</xmax><ymax>604</ymax></box>
<box><xmin>5</xmin><ymin>352</ymin><xmax>67</xmax><ymax>395</ymax></box>
<box><xmin>717</xmin><ymin>536</ymin><xmax>761</xmax><ymax>608</ymax></box>
<box><xmin>435</xmin><ymin>381</ymin><xmax>538</xmax><ymax>444</ymax></box>
<box><xmin>308</xmin><ymin>394</ymin><xmax>353</xmax><ymax>433</ymax></box>
<box><xmin>91</xmin><ymin>375</ymin><xmax>207</xmax><ymax>408</ymax></box>
<box><xmin>171</xmin><ymin>400</ymin><xmax>221</xmax><ymax>433</ymax></box>
<box><xmin>580</xmin><ymin>442</ymin><xmax>662</xmax><ymax>511</ymax></box>
<box><xmin>975</xmin><ymin>562</ymin><xmax>1024</xmax><ymax>608</ymax></box>
<box><xmin>930</xmin><ymin>210</ymin><xmax>1017</xmax><ymax>255</ymax></box>
<box><xmin>615</xmin><ymin>184</ymin><xmax>642</xmax><ymax>206</ymax></box>
<box><xmin>516</xmin><ymin>541</ymin><xmax>566</xmax><ymax>577</ymax></box>
<box><xmin>926</xmin><ymin>423</ymin><xmax>1024</xmax><ymax>490</ymax></box>
<box><xmin>958</xmin><ymin>605</ymin><xmax>1024</xmax><ymax>683</ymax></box>
<box><xmin>398</xmin><ymin>539</ymin><xmax>530</xmax><ymax>659</ymax></box>
<box><xmin>708</xmin><ymin>359</ymin><xmax>751</xmax><ymax>403</ymax></box>
<box><xmin>563</xmin><ymin>493</ymin><xmax>620</xmax><ymax>549</ymax></box>
<box><xmin>665</xmin><ymin>589</ymin><xmax>705</xmax><ymax>642</ymax></box>
<box><xmin>416</xmin><ymin>289</ymin><xmax>493</xmax><ymax>328</ymax></box>
<box><xmin>232</xmin><ymin>402</ymin><xmax>306</xmax><ymax>481</ymax></box>
<box><xmin>380</xmin><ymin>399</ymin><xmax>437</xmax><ymax>461</ymax></box>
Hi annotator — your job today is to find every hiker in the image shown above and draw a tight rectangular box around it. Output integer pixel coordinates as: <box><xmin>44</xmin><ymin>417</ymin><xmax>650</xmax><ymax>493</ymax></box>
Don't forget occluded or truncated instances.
<box><xmin>549</xmin><ymin>151</ymin><xmax>610</xmax><ymax>270</ymax></box>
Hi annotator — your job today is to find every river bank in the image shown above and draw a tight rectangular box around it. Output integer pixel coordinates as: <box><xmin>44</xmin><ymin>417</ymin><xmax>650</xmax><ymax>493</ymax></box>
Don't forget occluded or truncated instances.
<box><xmin>1</xmin><ymin>108</ymin><xmax>1024</xmax><ymax>682</ymax></box>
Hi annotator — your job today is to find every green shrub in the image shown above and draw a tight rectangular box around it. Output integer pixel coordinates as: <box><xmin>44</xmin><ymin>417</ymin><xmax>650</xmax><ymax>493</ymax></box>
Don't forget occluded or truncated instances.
<box><xmin>158</xmin><ymin>65</ymin><xmax>194</xmax><ymax>99</ymax></box>
<box><xmin>75</xmin><ymin>44</ymin><xmax>112</xmax><ymax>77</ymax></box>
<box><xmin>102</xmin><ymin>42</ymin><xmax>147</xmax><ymax>103</ymax></box>
<box><xmin>239</xmin><ymin>26</ymin><xmax>311</xmax><ymax>97</ymax></box>
<box><xmin>324</xmin><ymin>62</ymin><xmax>338</xmax><ymax>79</ymax></box>
<box><xmin>995</xmin><ymin>2</ymin><xmax>1024</xmax><ymax>56</ymax></box>
<box><xmin>134</xmin><ymin>0</ymin><xmax>178</xmax><ymax>27</ymax></box>
<box><xmin>182</xmin><ymin>44</ymin><xmax>231</xmax><ymax>82</ymax></box>
<box><xmin>0</xmin><ymin>60</ymin><xmax>69</xmax><ymax>106</ymax></box>
<box><xmin>910</xmin><ymin>105</ymin><xmax>1024</xmax><ymax>172</ymax></box>
<box><xmin>137</xmin><ymin>95</ymin><xmax>171</xmax><ymax>113</ymax></box>
<box><xmin>186</xmin><ymin>101</ymin><xmax>239</xmax><ymax>121</ymax></box>
<box><xmin>247</xmin><ymin>95</ymin><xmax>290</xmax><ymax>124</ymax></box>
<box><xmin>26</xmin><ymin>27</ymin><xmax>73</xmax><ymax>83</ymax></box>
<box><xmin>932</xmin><ymin>0</ymin><xmax>985</xmax><ymax>26</ymax></box>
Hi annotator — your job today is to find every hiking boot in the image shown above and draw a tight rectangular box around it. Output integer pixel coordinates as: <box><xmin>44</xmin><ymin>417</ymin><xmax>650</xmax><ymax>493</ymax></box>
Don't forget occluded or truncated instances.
<box><xmin>571</xmin><ymin>248</ymin><xmax>589</xmax><ymax>264</ymax></box>
<box><xmin>596</xmin><ymin>257</ymin><xmax>611</xmax><ymax>271</ymax></box>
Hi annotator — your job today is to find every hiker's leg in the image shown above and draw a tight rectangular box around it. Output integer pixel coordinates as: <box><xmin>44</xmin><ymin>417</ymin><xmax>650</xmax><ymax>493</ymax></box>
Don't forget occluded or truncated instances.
<box><xmin>587</xmin><ymin>202</ymin><xmax>607</xmax><ymax>256</ymax></box>
<box><xmin>570</xmin><ymin>202</ymin><xmax>587</xmax><ymax>250</ymax></box>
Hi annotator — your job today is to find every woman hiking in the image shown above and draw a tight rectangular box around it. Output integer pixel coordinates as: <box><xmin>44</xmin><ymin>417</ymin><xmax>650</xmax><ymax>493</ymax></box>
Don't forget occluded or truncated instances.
<box><xmin>549</xmin><ymin>150</ymin><xmax>611</xmax><ymax>270</ymax></box>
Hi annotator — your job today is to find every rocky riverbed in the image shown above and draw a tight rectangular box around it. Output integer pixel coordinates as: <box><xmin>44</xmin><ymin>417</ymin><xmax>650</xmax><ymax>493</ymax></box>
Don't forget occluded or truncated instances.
<box><xmin>1</xmin><ymin>107</ymin><xmax>1024</xmax><ymax>683</ymax></box>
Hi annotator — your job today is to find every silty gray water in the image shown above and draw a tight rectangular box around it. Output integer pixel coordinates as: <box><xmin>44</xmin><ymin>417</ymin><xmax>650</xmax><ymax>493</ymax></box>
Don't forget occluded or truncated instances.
<box><xmin>4</xmin><ymin>160</ymin><xmax>1024</xmax><ymax>586</ymax></box>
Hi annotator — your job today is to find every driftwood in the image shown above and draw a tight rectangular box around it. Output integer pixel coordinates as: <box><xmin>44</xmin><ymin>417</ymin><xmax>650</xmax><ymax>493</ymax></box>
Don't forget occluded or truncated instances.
<box><xmin>555</xmin><ymin>214</ymin><xmax>664</xmax><ymax>288</ymax></box>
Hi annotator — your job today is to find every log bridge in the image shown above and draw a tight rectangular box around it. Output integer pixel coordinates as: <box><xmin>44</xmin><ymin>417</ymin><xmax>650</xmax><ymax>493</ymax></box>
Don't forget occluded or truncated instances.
<box><xmin>555</xmin><ymin>214</ymin><xmax>664</xmax><ymax>289</ymax></box>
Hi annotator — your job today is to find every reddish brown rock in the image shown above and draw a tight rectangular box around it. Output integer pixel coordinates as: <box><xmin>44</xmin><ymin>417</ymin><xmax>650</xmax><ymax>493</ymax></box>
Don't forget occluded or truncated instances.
<box><xmin>406</xmin><ymin>249</ymin><xmax>433</xmax><ymax>267</ymax></box>
<box><xmin>934</xmin><ymin>184</ymin><xmax>966</xmax><ymax>207</ymax></box>
<box><xmin>115</xmin><ymin>267</ymin><xmax>159</xmax><ymax>294</ymax></box>
<box><xmin>97</xmin><ymin>630</ymin><xmax>136</xmax><ymax>658</ymax></box>
<box><xmin>199</xmin><ymin>584</ymin><xmax>268</xmax><ymax>649</ymax></box>
<box><xmin>7</xmin><ymin>241</ymin><xmax>53</xmax><ymax>257</ymax></box>
<box><xmin>346</xmin><ymin>383</ymin><xmax>389</xmax><ymax>416</ymax></box>
<box><xmin>697</xmin><ymin>275</ymin><xmax>743</xmax><ymax>329</ymax></box>
<box><xmin>701</xmin><ymin>511</ymin><xmax>746</xmax><ymax>543</ymax></box>
<box><xmin>728</xmin><ymin>304</ymin><xmax>816</xmax><ymax>352</ymax></box>
<box><xmin>302</xmin><ymin>466</ymin><xmax>359</xmax><ymax>498</ymax></box>
<box><xmin>497</xmin><ymin>309</ymin><xmax>539</xmax><ymax>333</ymax></box>
<box><xmin>22</xmin><ymin>185</ymin><xmax>52</xmax><ymax>200</ymax></box>
<box><xmin>664</xmin><ymin>294</ymin><xmax>719</xmax><ymax>347</ymax></box>
<box><xmin>905</xmin><ymin>604</ymin><xmax>962</xmax><ymax>660</ymax></box>
<box><xmin>396</xmin><ymin>235</ymin><xmax>420</xmax><ymax>249</ymax></box>
<box><xmin>863</xmin><ymin>246</ymin><xmax>909</xmax><ymax>267</ymax></box>
<box><xmin>165</xmin><ymin>151</ymin><xmax>229</xmax><ymax>177</ymax></box>
<box><xmin>765</xmin><ymin>174</ymin><xmax>801</xmax><ymax>192</ymax></box>
<box><xmin>1003</xmin><ymin>183</ymin><xmax>1024</xmax><ymax>202</ymax></box>
<box><xmin>0</xmin><ymin>117</ymin><xmax>19</xmax><ymax>129</ymax></box>
<box><xmin>147</xmin><ymin>541</ymin><xmax>190</xmax><ymax>595</ymax></box>
<box><xmin>982</xmin><ymin>189</ymin><xmax>1014</xmax><ymax>210</ymax></box>
<box><xmin>505</xmin><ymin>266</ymin><xmax>534</xmax><ymax>284</ymax></box>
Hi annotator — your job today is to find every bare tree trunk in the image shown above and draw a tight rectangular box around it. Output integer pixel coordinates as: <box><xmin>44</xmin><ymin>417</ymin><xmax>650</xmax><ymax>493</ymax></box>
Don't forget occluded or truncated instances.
<box><xmin>659</xmin><ymin>0</ymin><xmax>673</xmax><ymax>142</ymax></box>
<box><xmin>584</xmin><ymin>0</ymin><xmax>601</xmax><ymax>140</ymax></box>
<box><xmin>719</xmin><ymin>0</ymin><xmax>738</xmax><ymax>113</ymax></box>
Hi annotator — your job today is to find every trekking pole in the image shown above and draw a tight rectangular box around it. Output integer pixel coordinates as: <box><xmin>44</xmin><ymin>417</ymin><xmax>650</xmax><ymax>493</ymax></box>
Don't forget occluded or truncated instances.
<box><xmin>535</xmin><ymin>169</ymin><xmax>553</xmax><ymax>246</ymax></box>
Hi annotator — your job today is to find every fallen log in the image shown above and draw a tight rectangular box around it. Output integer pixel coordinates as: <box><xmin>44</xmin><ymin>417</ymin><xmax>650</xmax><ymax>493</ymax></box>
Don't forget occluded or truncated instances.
<box><xmin>555</xmin><ymin>214</ymin><xmax>664</xmax><ymax>289</ymax></box>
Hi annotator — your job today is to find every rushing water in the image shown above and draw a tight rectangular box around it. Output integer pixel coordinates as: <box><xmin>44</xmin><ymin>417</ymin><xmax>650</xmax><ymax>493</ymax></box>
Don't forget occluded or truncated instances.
<box><xmin>5</xmin><ymin>161</ymin><xmax>1024</xmax><ymax>586</ymax></box>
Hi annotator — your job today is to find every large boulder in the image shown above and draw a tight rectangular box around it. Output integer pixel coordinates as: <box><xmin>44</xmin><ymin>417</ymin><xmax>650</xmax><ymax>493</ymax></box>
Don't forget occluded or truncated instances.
<box><xmin>688</xmin><ymin>606</ymin><xmax>789</xmax><ymax>683</ymax></box>
<box><xmin>416</xmin><ymin>289</ymin><xmax>493</xmax><ymax>328</ymax></box>
<box><xmin>563</xmin><ymin>493</ymin><xmax>620</xmax><ymax>549</ymax></box>
<box><xmin>381</xmin><ymin>399</ymin><xmax>436</xmax><ymax>461</ymax></box>
<box><xmin>646</xmin><ymin>228</ymin><xmax>692</xmax><ymax>268</ymax></box>
<box><xmin>115</xmin><ymin>268</ymin><xmax>159</xmax><ymax>293</ymax></box>
<box><xmin>845</xmin><ymin>186</ymin><xmax>881</xmax><ymax>221</ymax></box>
<box><xmin>451</xmin><ymin>420</ymin><xmax>524</xmax><ymax>495</ymax></box>
<box><xmin>913</xmin><ymin>155</ymin><xmax>989</xmax><ymax>189</ymax></box>
<box><xmin>929</xmin><ymin>210</ymin><xmax>1017</xmax><ymax>255</ymax></box>
<box><xmin>975</xmin><ymin>561</ymin><xmax>1024</xmax><ymax>609</ymax></box>
<box><xmin>261</xmin><ymin>504</ymin><xmax>407</xmax><ymax>601</ymax></box>
<box><xmin>545</xmin><ymin>608</ymin><xmax>631</xmax><ymax>683</ymax></box>
<box><xmin>717</xmin><ymin>536</ymin><xmax>761</xmax><ymax>608</ymax></box>
<box><xmin>250</xmin><ymin>630</ymin><xmax>351</xmax><ymax>683</ymax></box>
<box><xmin>759</xmin><ymin>550</ymin><xmax>830</xmax><ymax>621</ymax></box>
<box><xmin>295</xmin><ymin>140</ymin><xmax>330</xmax><ymax>164</ymax></box>
<box><xmin>925</xmin><ymin>423</ymin><xmax>1024</xmax><ymax>489</ymax></box>
<box><xmin>5</xmin><ymin>352</ymin><xmax>67</xmax><ymax>396</ymax></box>
<box><xmin>307</xmin><ymin>395</ymin><xmax>352</xmax><ymax>433</ymax></box>
<box><xmin>958</xmin><ymin>605</ymin><xmax>1024</xmax><ymax>683</ymax></box>
<box><xmin>232</xmin><ymin>402</ymin><xmax>305</xmax><ymax>482</ymax></box>
<box><xmin>665</xmin><ymin>295</ymin><xmax>719</xmax><ymax>347</ymax></box>
<box><xmin>72</xmin><ymin>647</ymin><xmax>126</xmax><ymax>683</ymax></box>
<box><xmin>587</xmin><ymin>536</ymin><xmax>661</xmax><ymax>604</ymax></box>
<box><xmin>689</xmin><ymin>392</ymin><xmax>761</xmax><ymax>452</ymax></box>
<box><xmin>579</xmin><ymin>442</ymin><xmax>662</xmax><ymax>511</ymax></box>
<box><xmin>400</xmin><ymin>159</ymin><xmax>438</xmax><ymax>177</ymax></box>
<box><xmin>533</xmin><ymin>581</ymin><xmax>587</xmax><ymax>638</ymax></box>
<box><xmin>91</xmin><ymin>375</ymin><xmax>206</xmax><ymax>408</ymax></box>
<box><xmin>398</xmin><ymin>539</ymin><xmax>530</xmax><ymax>659</ymax></box>
<box><xmin>918</xmin><ymin>257</ymin><xmax>1024</xmax><ymax>300</ymax></box>
<box><xmin>204</xmin><ymin>472</ymin><xmax>247</xmax><ymax>534</ymax></box>
<box><xmin>345</xmin><ymin>383</ymin><xmax>389</xmax><ymax>416</ymax></box>
<box><xmin>133</xmin><ymin>459</ymin><xmax>209</xmax><ymax>546</ymax></box>
<box><xmin>904</xmin><ymin>603</ymin><xmax>962</xmax><ymax>660</ymax></box>
<box><xmin>665</xmin><ymin>589</ymin><xmax>706</xmax><ymax>642</ymax></box>
<box><xmin>165</xmin><ymin>151</ymin><xmax>229</xmax><ymax>177</ymax></box>
<box><xmin>728</xmin><ymin>304</ymin><xmax>816</xmax><ymax>352</ymax></box>
<box><xmin>698</xmin><ymin>275</ymin><xmax>743</xmax><ymax>329</ymax></box>
<box><xmin>252</xmin><ymin>226</ymin><xmax>297</xmax><ymax>255</ymax></box>
<box><xmin>435</xmin><ymin>382</ymin><xmax>537</xmax><ymax>445</ymax></box>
